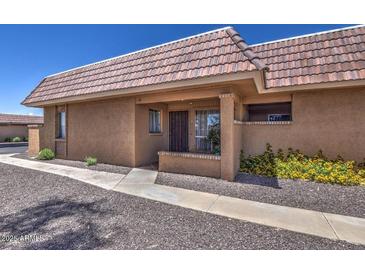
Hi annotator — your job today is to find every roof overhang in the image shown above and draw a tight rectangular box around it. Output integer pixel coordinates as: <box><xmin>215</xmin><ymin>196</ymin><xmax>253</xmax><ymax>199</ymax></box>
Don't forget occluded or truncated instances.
<box><xmin>262</xmin><ymin>79</ymin><xmax>365</xmax><ymax>94</ymax></box>
<box><xmin>23</xmin><ymin>71</ymin><xmax>265</xmax><ymax>107</ymax></box>
<box><xmin>22</xmin><ymin>70</ymin><xmax>365</xmax><ymax>108</ymax></box>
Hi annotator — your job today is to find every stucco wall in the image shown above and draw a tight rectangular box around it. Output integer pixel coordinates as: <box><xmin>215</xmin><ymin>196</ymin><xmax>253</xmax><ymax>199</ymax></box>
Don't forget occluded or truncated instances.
<box><xmin>159</xmin><ymin>153</ymin><xmax>221</xmax><ymax>178</ymax></box>
<box><xmin>135</xmin><ymin>103</ymin><xmax>169</xmax><ymax>166</ymax></box>
<box><xmin>242</xmin><ymin>89</ymin><xmax>365</xmax><ymax>161</ymax></box>
<box><xmin>0</xmin><ymin>125</ymin><xmax>28</xmax><ymax>141</ymax></box>
<box><xmin>233</xmin><ymin>123</ymin><xmax>243</xmax><ymax>174</ymax></box>
<box><xmin>66</xmin><ymin>97</ymin><xmax>136</xmax><ymax>166</ymax></box>
<box><xmin>42</xmin><ymin>106</ymin><xmax>56</xmax><ymax>151</ymax></box>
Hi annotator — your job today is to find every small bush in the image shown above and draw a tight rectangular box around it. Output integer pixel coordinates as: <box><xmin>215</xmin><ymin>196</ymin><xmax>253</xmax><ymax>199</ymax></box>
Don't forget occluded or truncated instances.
<box><xmin>37</xmin><ymin>148</ymin><xmax>55</xmax><ymax>160</ymax></box>
<box><xmin>22</xmin><ymin>136</ymin><xmax>28</xmax><ymax>142</ymax></box>
<box><xmin>12</xmin><ymin>136</ymin><xmax>21</xmax><ymax>142</ymax></box>
<box><xmin>240</xmin><ymin>143</ymin><xmax>276</xmax><ymax>177</ymax></box>
<box><xmin>4</xmin><ymin>137</ymin><xmax>12</xmax><ymax>142</ymax></box>
<box><xmin>85</xmin><ymin>156</ymin><xmax>97</xmax><ymax>166</ymax></box>
<box><xmin>240</xmin><ymin>144</ymin><xmax>365</xmax><ymax>186</ymax></box>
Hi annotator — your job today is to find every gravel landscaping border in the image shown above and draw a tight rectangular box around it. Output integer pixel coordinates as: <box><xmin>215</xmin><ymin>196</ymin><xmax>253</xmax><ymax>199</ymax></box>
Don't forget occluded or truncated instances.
<box><xmin>0</xmin><ymin>162</ymin><xmax>363</xmax><ymax>250</ymax></box>
<box><xmin>12</xmin><ymin>153</ymin><xmax>131</xmax><ymax>175</ymax></box>
<box><xmin>9</xmin><ymin>153</ymin><xmax>365</xmax><ymax>218</ymax></box>
<box><xmin>156</xmin><ymin>172</ymin><xmax>365</xmax><ymax>218</ymax></box>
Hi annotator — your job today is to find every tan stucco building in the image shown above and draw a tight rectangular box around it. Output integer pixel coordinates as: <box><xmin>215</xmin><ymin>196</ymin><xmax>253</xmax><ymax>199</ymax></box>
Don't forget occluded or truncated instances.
<box><xmin>23</xmin><ymin>25</ymin><xmax>365</xmax><ymax>181</ymax></box>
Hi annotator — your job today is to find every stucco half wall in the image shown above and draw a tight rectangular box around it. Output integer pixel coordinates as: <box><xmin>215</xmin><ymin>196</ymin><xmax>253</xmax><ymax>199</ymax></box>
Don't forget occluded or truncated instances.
<box><xmin>158</xmin><ymin>152</ymin><xmax>221</xmax><ymax>178</ymax></box>
<box><xmin>27</xmin><ymin>125</ymin><xmax>43</xmax><ymax>156</ymax></box>
<box><xmin>241</xmin><ymin>88</ymin><xmax>365</xmax><ymax>162</ymax></box>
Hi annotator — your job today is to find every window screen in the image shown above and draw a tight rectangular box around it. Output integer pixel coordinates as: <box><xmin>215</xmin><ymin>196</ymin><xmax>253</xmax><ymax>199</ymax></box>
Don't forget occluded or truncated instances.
<box><xmin>149</xmin><ymin>109</ymin><xmax>161</xmax><ymax>133</ymax></box>
<box><xmin>195</xmin><ymin>110</ymin><xmax>220</xmax><ymax>152</ymax></box>
<box><xmin>58</xmin><ymin>112</ymin><xmax>66</xmax><ymax>139</ymax></box>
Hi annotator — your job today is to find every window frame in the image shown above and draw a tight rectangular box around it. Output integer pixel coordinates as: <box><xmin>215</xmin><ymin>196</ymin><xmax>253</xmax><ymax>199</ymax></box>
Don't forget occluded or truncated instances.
<box><xmin>57</xmin><ymin>110</ymin><xmax>66</xmax><ymax>139</ymax></box>
<box><xmin>149</xmin><ymin>109</ymin><xmax>162</xmax><ymax>134</ymax></box>
<box><xmin>195</xmin><ymin>109</ymin><xmax>220</xmax><ymax>153</ymax></box>
<box><xmin>247</xmin><ymin>102</ymin><xmax>292</xmax><ymax>122</ymax></box>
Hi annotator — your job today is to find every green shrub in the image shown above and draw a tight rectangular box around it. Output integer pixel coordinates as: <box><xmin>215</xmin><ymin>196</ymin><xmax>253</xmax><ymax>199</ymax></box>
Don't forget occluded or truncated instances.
<box><xmin>85</xmin><ymin>156</ymin><xmax>97</xmax><ymax>166</ymax></box>
<box><xmin>212</xmin><ymin>146</ymin><xmax>221</xmax><ymax>155</ymax></box>
<box><xmin>37</xmin><ymin>148</ymin><xmax>55</xmax><ymax>160</ymax></box>
<box><xmin>12</xmin><ymin>136</ymin><xmax>21</xmax><ymax>142</ymax></box>
<box><xmin>240</xmin><ymin>144</ymin><xmax>365</xmax><ymax>186</ymax></box>
<box><xmin>22</xmin><ymin>136</ymin><xmax>28</xmax><ymax>142</ymax></box>
<box><xmin>4</xmin><ymin>137</ymin><xmax>12</xmax><ymax>142</ymax></box>
<box><xmin>240</xmin><ymin>143</ymin><xmax>276</xmax><ymax>177</ymax></box>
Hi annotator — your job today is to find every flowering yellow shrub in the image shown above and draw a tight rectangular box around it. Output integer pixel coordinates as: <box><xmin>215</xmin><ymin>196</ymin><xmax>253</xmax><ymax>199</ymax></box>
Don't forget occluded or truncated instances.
<box><xmin>240</xmin><ymin>144</ymin><xmax>365</xmax><ymax>186</ymax></box>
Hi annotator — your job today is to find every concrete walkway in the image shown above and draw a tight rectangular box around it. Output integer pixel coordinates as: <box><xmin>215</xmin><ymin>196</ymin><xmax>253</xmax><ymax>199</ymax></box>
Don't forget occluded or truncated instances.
<box><xmin>1</xmin><ymin>153</ymin><xmax>365</xmax><ymax>245</ymax></box>
<box><xmin>0</xmin><ymin>154</ymin><xmax>125</xmax><ymax>190</ymax></box>
<box><xmin>121</xmin><ymin>168</ymin><xmax>158</xmax><ymax>184</ymax></box>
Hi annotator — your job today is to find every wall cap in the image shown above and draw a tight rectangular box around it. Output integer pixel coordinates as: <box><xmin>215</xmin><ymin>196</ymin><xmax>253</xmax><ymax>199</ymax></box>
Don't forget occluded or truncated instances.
<box><xmin>158</xmin><ymin>151</ymin><xmax>221</xmax><ymax>160</ymax></box>
<box><xmin>28</xmin><ymin>124</ymin><xmax>43</xmax><ymax>128</ymax></box>
<box><xmin>219</xmin><ymin>93</ymin><xmax>235</xmax><ymax>99</ymax></box>
<box><xmin>235</xmin><ymin>120</ymin><xmax>292</xmax><ymax>125</ymax></box>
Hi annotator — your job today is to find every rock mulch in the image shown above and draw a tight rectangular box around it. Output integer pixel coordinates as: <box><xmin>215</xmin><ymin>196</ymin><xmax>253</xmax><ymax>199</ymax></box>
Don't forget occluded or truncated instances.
<box><xmin>0</xmin><ymin>163</ymin><xmax>363</xmax><ymax>250</ymax></box>
<box><xmin>156</xmin><ymin>172</ymin><xmax>365</xmax><ymax>218</ymax></box>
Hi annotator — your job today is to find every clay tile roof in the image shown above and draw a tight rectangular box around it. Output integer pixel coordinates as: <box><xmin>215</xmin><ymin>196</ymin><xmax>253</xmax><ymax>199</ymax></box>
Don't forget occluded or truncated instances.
<box><xmin>23</xmin><ymin>27</ymin><xmax>263</xmax><ymax>105</ymax></box>
<box><xmin>0</xmin><ymin>113</ymin><xmax>44</xmax><ymax>125</ymax></box>
<box><xmin>23</xmin><ymin>25</ymin><xmax>365</xmax><ymax>105</ymax></box>
<box><xmin>251</xmin><ymin>25</ymin><xmax>365</xmax><ymax>88</ymax></box>
<box><xmin>226</xmin><ymin>28</ymin><xmax>268</xmax><ymax>70</ymax></box>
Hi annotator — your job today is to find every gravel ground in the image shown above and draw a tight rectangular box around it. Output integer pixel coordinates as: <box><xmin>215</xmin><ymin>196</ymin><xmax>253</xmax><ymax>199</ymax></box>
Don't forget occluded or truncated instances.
<box><xmin>156</xmin><ymin>172</ymin><xmax>365</xmax><ymax>218</ymax></box>
<box><xmin>0</xmin><ymin>163</ymin><xmax>363</xmax><ymax>250</ymax></box>
<box><xmin>13</xmin><ymin>153</ymin><xmax>131</xmax><ymax>175</ymax></box>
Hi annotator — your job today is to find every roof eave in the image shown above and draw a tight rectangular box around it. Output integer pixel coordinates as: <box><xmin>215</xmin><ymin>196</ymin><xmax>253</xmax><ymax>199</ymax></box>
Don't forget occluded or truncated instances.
<box><xmin>22</xmin><ymin>71</ymin><xmax>263</xmax><ymax>107</ymax></box>
<box><xmin>21</xmin><ymin>78</ymin><xmax>47</xmax><ymax>107</ymax></box>
<box><xmin>260</xmin><ymin>79</ymin><xmax>365</xmax><ymax>94</ymax></box>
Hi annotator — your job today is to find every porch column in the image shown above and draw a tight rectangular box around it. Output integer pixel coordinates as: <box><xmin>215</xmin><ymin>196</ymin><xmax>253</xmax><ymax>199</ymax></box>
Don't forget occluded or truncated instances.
<box><xmin>219</xmin><ymin>93</ymin><xmax>236</xmax><ymax>181</ymax></box>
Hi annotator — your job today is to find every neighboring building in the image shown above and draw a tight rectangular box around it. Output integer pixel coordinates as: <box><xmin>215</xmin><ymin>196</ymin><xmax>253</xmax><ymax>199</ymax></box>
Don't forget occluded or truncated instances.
<box><xmin>23</xmin><ymin>25</ymin><xmax>365</xmax><ymax>180</ymax></box>
<box><xmin>0</xmin><ymin>113</ymin><xmax>43</xmax><ymax>142</ymax></box>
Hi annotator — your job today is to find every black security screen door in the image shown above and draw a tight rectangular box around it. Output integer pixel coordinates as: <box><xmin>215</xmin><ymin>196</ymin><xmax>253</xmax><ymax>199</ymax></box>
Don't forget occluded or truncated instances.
<box><xmin>169</xmin><ymin>111</ymin><xmax>189</xmax><ymax>152</ymax></box>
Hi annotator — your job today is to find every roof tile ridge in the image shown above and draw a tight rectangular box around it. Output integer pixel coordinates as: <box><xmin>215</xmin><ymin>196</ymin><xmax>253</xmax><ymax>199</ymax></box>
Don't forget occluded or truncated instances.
<box><xmin>226</xmin><ymin>27</ymin><xmax>268</xmax><ymax>71</ymax></box>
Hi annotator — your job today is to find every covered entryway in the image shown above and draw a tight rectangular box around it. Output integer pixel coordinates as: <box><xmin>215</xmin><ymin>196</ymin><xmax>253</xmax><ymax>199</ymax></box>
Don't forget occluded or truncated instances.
<box><xmin>169</xmin><ymin>111</ymin><xmax>189</xmax><ymax>152</ymax></box>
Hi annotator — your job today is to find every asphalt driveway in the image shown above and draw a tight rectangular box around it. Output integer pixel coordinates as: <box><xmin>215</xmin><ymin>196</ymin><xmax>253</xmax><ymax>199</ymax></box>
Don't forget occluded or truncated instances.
<box><xmin>0</xmin><ymin>145</ymin><xmax>28</xmax><ymax>154</ymax></box>
<box><xmin>0</xmin><ymin>162</ymin><xmax>363</xmax><ymax>250</ymax></box>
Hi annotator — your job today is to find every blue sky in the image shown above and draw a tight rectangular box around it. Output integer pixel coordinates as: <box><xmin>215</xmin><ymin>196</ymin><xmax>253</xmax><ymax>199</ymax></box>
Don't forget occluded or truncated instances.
<box><xmin>0</xmin><ymin>24</ymin><xmax>355</xmax><ymax>116</ymax></box>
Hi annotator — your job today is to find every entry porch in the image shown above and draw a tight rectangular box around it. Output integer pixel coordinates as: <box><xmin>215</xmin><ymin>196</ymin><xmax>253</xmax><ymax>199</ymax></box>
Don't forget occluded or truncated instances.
<box><xmin>136</xmin><ymin>87</ymin><xmax>244</xmax><ymax>181</ymax></box>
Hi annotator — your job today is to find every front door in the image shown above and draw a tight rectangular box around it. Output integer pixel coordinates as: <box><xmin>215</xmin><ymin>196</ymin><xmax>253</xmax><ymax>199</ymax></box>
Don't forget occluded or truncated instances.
<box><xmin>169</xmin><ymin>111</ymin><xmax>189</xmax><ymax>152</ymax></box>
